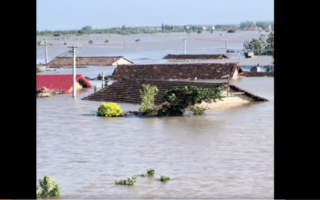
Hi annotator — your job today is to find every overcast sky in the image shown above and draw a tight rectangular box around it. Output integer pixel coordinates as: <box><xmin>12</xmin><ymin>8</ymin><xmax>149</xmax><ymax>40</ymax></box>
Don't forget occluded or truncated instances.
<box><xmin>37</xmin><ymin>0</ymin><xmax>274</xmax><ymax>30</ymax></box>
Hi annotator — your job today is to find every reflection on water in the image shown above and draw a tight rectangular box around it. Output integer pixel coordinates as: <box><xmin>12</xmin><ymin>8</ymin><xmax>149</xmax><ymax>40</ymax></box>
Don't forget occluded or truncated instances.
<box><xmin>37</xmin><ymin>74</ymin><xmax>274</xmax><ymax>198</ymax></box>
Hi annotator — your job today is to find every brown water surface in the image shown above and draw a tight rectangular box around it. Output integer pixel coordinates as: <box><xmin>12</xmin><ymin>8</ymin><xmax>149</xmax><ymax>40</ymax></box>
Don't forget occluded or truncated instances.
<box><xmin>37</xmin><ymin>76</ymin><xmax>274</xmax><ymax>198</ymax></box>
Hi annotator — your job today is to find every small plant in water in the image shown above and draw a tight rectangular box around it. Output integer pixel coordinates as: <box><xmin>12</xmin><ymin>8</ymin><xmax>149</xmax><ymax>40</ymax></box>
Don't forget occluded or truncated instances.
<box><xmin>115</xmin><ymin>175</ymin><xmax>137</xmax><ymax>185</ymax></box>
<box><xmin>37</xmin><ymin>176</ymin><xmax>60</xmax><ymax>198</ymax></box>
<box><xmin>137</xmin><ymin>173</ymin><xmax>148</xmax><ymax>177</ymax></box>
<box><xmin>147</xmin><ymin>169</ymin><xmax>155</xmax><ymax>176</ymax></box>
<box><xmin>160</xmin><ymin>175</ymin><xmax>170</xmax><ymax>182</ymax></box>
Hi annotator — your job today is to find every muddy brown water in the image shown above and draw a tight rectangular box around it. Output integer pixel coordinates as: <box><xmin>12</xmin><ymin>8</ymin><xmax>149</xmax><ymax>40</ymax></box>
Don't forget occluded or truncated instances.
<box><xmin>37</xmin><ymin>70</ymin><xmax>274</xmax><ymax>198</ymax></box>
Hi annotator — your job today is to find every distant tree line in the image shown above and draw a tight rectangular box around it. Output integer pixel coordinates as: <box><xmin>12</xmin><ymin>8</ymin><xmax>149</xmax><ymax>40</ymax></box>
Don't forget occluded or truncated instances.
<box><xmin>37</xmin><ymin>21</ymin><xmax>274</xmax><ymax>36</ymax></box>
<box><xmin>240</xmin><ymin>21</ymin><xmax>274</xmax><ymax>29</ymax></box>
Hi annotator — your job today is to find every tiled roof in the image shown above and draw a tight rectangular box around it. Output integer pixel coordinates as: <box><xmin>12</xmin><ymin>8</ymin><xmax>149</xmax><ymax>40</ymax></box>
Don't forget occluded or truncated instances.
<box><xmin>112</xmin><ymin>63</ymin><xmax>241</xmax><ymax>80</ymax></box>
<box><xmin>163</xmin><ymin>54</ymin><xmax>229</xmax><ymax>59</ymax></box>
<box><xmin>48</xmin><ymin>56</ymin><xmax>133</xmax><ymax>68</ymax></box>
<box><xmin>82</xmin><ymin>79</ymin><xmax>268</xmax><ymax>104</ymax></box>
<box><xmin>36</xmin><ymin>75</ymin><xmax>93</xmax><ymax>93</ymax></box>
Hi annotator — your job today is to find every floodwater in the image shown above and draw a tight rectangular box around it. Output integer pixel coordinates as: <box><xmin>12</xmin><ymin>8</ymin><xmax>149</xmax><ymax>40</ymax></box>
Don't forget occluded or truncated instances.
<box><xmin>37</xmin><ymin>80</ymin><xmax>273</xmax><ymax>199</ymax></box>
<box><xmin>37</xmin><ymin>31</ymin><xmax>273</xmax><ymax>66</ymax></box>
<box><xmin>37</xmin><ymin>32</ymin><xmax>274</xmax><ymax>199</ymax></box>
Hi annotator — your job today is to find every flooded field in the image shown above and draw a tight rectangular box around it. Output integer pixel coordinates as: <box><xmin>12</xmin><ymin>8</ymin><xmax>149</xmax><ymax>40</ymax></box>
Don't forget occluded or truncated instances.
<box><xmin>37</xmin><ymin>73</ymin><xmax>274</xmax><ymax>198</ymax></box>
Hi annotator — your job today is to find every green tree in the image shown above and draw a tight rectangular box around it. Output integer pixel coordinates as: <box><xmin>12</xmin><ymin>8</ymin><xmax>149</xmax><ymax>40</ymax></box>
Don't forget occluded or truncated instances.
<box><xmin>139</xmin><ymin>84</ymin><xmax>159</xmax><ymax>115</ymax></box>
<box><xmin>37</xmin><ymin>176</ymin><xmax>60</xmax><ymax>199</ymax></box>
<box><xmin>158</xmin><ymin>86</ymin><xmax>223</xmax><ymax>116</ymax></box>
<box><xmin>243</xmin><ymin>31</ymin><xmax>273</xmax><ymax>55</ymax></box>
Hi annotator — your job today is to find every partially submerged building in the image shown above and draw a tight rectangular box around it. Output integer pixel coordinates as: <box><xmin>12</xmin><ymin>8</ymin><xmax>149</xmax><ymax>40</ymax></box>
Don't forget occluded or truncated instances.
<box><xmin>111</xmin><ymin>63</ymin><xmax>242</xmax><ymax>80</ymax></box>
<box><xmin>47</xmin><ymin>56</ymin><xmax>134</xmax><ymax>68</ymax></box>
<box><xmin>37</xmin><ymin>75</ymin><xmax>93</xmax><ymax>94</ymax></box>
<box><xmin>163</xmin><ymin>54</ymin><xmax>229</xmax><ymax>60</ymax></box>
<box><xmin>82</xmin><ymin>79</ymin><xmax>268</xmax><ymax>105</ymax></box>
<box><xmin>82</xmin><ymin>62</ymin><xmax>269</xmax><ymax>105</ymax></box>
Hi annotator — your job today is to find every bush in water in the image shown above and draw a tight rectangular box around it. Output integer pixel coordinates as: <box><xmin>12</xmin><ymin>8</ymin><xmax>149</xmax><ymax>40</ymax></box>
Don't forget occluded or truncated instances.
<box><xmin>147</xmin><ymin>169</ymin><xmax>155</xmax><ymax>176</ymax></box>
<box><xmin>115</xmin><ymin>175</ymin><xmax>137</xmax><ymax>185</ymax></box>
<box><xmin>37</xmin><ymin>176</ymin><xmax>60</xmax><ymax>198</ymax></box>
<box><xmin>160</xmin><ymin>175</ymin><xmax>170</xmax><ymax>182</ymax></box>
<box><xmin>97</xmin><ymin>102</ymin><xmax>123</xmax><ymax>117</ymax></box>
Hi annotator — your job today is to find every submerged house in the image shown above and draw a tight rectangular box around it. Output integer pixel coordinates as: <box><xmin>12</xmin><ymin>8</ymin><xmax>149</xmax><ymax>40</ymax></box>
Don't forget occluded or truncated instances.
<box><xmin>111</xmin><ymin>63</ymin><xmax>242</xmax><ymax>80</ymax></box>
<box><xmin>37</xmin><ymin>75</ymin><xmax>93</xmax><ymax>93</ymax></box>
<box><xmin>82</xmin><ymin>62</ymin><xmax>268</xmax><ymax>105</ymax></box>
<box><xmin>47</xmin><ymin>56</ymin><xmax>134</xmax><ymax>68</ymax></box>
<box><xmin>163</xmin><ymin>54</ymin><xmax>229</xmax><ymax>60</ymax></box>
<box><xmin>82</xmin><ymin>79</ymin><xmax>268</xmax><ymax>105</ymax></box>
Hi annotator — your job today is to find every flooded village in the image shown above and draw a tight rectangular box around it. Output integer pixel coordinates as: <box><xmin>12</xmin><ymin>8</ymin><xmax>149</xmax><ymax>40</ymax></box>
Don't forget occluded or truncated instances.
<box><xmin>37</xmin><ymin>4</ymin><xmax>274</xmax><ymax>198</ymax></box>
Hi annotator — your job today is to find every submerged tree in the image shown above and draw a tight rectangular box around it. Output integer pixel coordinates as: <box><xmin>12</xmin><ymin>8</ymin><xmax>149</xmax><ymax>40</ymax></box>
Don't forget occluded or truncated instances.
<box><xmin>139</xmin><ymin>84</ymin><xmax>159</xmax><ymax>115</ymax></box>
<box><xmin>243</xmin><ymin>31</ymin><xmax>274</xmax><ymax>56</ymax></box>
<box><xmin>37</xmin><ymin>176</ymin><xmax>60</xmax><ymax>199</ymax></box>
<box><xmin>157</xmin><ymin>86</ymin><xmax>223</xmax><ymax>116</ymax></box>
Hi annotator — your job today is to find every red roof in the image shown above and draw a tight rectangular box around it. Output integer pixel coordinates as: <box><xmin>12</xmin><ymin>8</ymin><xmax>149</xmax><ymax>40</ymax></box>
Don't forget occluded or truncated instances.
<box><xmin>36</xmin><ymin>75</ymin><xmax>93</xmax><ymax>93</ymax></box>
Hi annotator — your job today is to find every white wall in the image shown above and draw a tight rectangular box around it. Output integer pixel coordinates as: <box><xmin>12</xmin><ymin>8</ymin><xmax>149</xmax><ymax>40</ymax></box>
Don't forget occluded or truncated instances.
<box><xmin>112</xmin><ymin>58</ymin><xmax>133</xmax><ymax>65</ymax></box>
<box><xmin>197</xmin><ymin>93</ymin><xmax>255</xmax><ymax>109</ymax></box>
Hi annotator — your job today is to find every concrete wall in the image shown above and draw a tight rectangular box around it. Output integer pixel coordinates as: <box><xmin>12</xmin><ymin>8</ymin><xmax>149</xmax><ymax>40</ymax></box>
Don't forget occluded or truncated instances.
<box><xmin>197</xmin><ymin>92</ymin><xmax>255</xmax><ymax>109</ymax></box>
<box><xmin>231</xmin><ymin>69</ymin><xmax>239</xmax><ymax>79</ymax></box>
<box><xmin>67</xmin><ymin>82</ymin><xmax>83</xmax><ymax>92</ymax></box>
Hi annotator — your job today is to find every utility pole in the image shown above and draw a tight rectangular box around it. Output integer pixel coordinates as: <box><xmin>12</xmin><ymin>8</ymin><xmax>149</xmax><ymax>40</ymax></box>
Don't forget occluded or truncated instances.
<box><xmin>183</xmin><ymin>38</ymin><xmax>187</xmax><ymax>54</ymax></box>
<box><xmin>67</xmin><ymin>45</ymin><xmax>80</xmax><ymax>98</ymax></box>
<box><xmin>101</xmin><ymin>72</ymin><xmax>105</xmax><ymax>88</ymax></box>
<box><xmin>45</xmin><ymin>43</ymin><xmax>48</xmax><ymax>68</ymax></box>
<box><xmin>224</xmin><ymin>39</ymin><xmax>228</xmax><ymax>49</ymax></box>
<box><xmin>39</xmin><ymin>41</ymin><xmax>51</xmax><ymax>69</ymax></box>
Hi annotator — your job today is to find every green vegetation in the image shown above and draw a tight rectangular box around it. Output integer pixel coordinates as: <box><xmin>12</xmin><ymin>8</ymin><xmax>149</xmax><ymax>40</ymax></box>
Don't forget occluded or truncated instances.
<box><xmin>36</xmin><ymin>65</ymin><xmax>43</xmax><ymax>73</ymax></box>
<box><xmin>138</xmin><ymin>173</ymin><xmax>148</xmax><ymax>177</ymax></box>
<box><xmin>243</xmin><ymin>31</ymin><xmax>274</xmax><ymax>55</ymax></box>
<box><xmin>115</xmin><ymin>175</ymin><xmax>137</xmax><ymax>186</ymax></box>
<box><xmin>160</xmin><ymin>175</ymin><xmax>170</xmax><ymax>182</ymax></box>
<box><xmin>137</xmin><ymin>169</ymin><xmax>155</xmax><ymax>177</ymax></box>
<box><xmin>116</xmin><ymin>169</ymin><xmax>171</xmax><ymax>186</ymax></box>
<box><xmin>191</xmin><ymin>105</ymin><xmax>206</xmax><ymax>115</ymax></box>
<box><xmin>157</xmin><ymin>86</ymin><xmax>223</xmax><ymax>116</ymax></box>
<box><xmin>37</xmin><ymin>176</ymin><xmax>60</xmax><ymax>198</ymax></box>
<box><xmin>240</xmin><ymin>21</ymin><xmax>274</xmax><ymax>29</ymax></box>
<box><xmin>97</xmin><ymin>102</ymin><xmax>123</xmax><ymax>117</ymax></box>
<box><xmin>139</xmin><ymin>84</ymin><xmax>159</xmax><ymax>115</ymax></box>
<box><xmin>147</xmin><ymin>169</ymin><xmax>155</xmax><ymax>176</ymax></box>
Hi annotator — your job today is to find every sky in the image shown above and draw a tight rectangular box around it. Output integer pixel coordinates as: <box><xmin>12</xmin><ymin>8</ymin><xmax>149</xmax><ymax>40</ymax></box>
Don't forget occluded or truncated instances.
<box><xmin>37</xmin><ymin>0</ymin><xmax>274</xmax><ymax>31</ymax></box>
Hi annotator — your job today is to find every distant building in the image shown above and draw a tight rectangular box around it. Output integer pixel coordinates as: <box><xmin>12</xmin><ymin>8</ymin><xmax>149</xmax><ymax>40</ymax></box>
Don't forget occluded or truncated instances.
<box><xmin>47</xmin><ymin>56</ymin><xmax>134</xmax><ymax>68</ymax></box>
<box><xmin>212</xmin><ymin>26</ymin><xmax>215</xmax><ymax>30</ymax></box>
